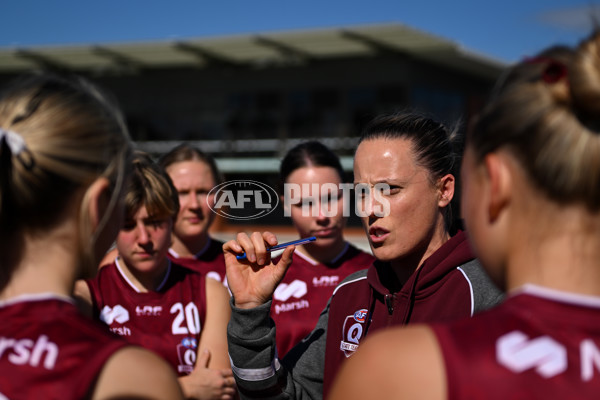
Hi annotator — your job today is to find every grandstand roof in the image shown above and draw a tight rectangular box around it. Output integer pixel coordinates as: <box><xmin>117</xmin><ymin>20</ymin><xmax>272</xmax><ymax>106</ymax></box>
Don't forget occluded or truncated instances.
<box><xmin>0</xmin><ymin>23</ymin><xmax>506</xmax><ymax>78</ymax></box>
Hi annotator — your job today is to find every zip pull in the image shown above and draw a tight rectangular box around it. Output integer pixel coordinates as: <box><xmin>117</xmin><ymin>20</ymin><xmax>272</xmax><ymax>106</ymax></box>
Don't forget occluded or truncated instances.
<box><xmin>385</xmin><ymin>293</ymin><xmax>395</xmax><ymax>315</ymax></box>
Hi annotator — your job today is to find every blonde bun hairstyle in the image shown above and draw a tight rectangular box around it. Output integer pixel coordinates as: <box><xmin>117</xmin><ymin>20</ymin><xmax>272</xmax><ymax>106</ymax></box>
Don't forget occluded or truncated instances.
<box><xmin>469</xmin><ymin>31</ymin><xmax>600</xmax><ymax>210</ymax></box>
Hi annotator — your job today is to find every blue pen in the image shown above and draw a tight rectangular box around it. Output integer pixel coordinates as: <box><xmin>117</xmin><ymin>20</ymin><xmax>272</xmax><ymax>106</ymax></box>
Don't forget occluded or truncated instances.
<box><xmin>236</xmin><ymin>236</ymin><xmax>317</xmax><ymax>260</ymax></box>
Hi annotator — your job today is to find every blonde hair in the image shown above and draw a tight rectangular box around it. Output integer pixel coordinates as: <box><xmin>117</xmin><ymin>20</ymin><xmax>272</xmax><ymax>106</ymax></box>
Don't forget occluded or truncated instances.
<box><xmin>469</xmin><ymin>31</ymin><xmax>600</xmax><ymax>210</ymax></box>
<box><xmin>0</xmin><ymin>73</ymin><xmax>132</xmax><ymax>282</ymax></box>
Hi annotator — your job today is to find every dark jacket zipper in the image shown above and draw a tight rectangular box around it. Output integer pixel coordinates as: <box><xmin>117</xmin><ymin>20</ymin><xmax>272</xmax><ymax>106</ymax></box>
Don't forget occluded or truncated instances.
<box><xmin>385</xmin><ymin>293</ymin><xmax>395</xmax><ymax>315</ymax></box>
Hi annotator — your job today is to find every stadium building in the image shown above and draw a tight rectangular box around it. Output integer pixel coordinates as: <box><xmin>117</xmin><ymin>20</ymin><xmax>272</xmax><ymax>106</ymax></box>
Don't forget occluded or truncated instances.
<box><xmin>0</xmin><ymin>23</ymin><xmax>506</xmax><ymax>241</ymax></box>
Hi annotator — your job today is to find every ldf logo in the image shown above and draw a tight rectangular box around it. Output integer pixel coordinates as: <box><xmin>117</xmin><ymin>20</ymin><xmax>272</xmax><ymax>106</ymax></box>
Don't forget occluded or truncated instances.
<box><xmin>208</xmin><ymin>180</ymin><xmax>279</xmax><ymax>221</ymax></box>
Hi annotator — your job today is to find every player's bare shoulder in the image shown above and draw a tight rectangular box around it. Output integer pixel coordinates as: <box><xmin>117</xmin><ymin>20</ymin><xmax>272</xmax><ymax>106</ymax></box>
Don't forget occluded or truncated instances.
<box><xmin>92</xmin><ymin>346</ymin><xmax>184</xmax><ymax>399</ymax></box>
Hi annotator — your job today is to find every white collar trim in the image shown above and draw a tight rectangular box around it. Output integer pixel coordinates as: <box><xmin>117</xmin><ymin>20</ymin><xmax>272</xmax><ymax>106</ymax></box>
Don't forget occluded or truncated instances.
<box><xmin>294</xmin><ymin>242</ymin><xmax>350</xmax><ymax>265</ymax></box>
<box><xmin>115</xmin><ymin>257</ymin><xmax>172</xmax><ymax>293</ymax></box>
<box><xmin>168</xmin><ymin>238</ymin><xmax>212</xmax><ymax>259</ymax></box>
<box><xmin>514</xmin><ymin>284</ymin><xmax>600</xmax><ymax>309</ymax></box>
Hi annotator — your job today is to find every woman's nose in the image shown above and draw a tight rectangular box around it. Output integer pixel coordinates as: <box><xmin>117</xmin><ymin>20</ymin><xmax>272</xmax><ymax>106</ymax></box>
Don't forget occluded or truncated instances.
<box><xmin>136</xmin><ymin>224</ymin><xmax>151</xmax><ymax>244</ymax></box>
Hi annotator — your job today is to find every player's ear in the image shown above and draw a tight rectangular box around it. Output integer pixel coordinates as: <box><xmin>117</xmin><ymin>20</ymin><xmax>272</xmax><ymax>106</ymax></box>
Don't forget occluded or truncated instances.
<box><xmin>483</xmin><ymin>153</ymin><xmax>511</xmax><ymax>222</ymax></box>
<box><xmin>87</xmin><ymin>177</ymin><xmax>112</xmax><ymax>231</ymax></box>
<box><xmin>437</xmin><ymin>174</ymin><xmax>455</xmax><ymax>208</ymax></box>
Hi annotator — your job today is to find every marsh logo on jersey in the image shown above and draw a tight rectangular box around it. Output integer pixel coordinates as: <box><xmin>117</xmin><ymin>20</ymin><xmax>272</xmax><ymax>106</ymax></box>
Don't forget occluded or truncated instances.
<box><xmin>273</xmin><ymin>280</ymin><xmax>309</xmax><ymax>314</ymax></box>
<box><xmin>497</xmin><ymin>331</ymin><xmax>567</xmax><ymax>378</ymax></box>
<box><xmin>0</xmin><ymin>334</ymin><xmax>58</xmax><ymax>370</ymax></box>
<box><xmin>176</xmin><ymin>337</ymin><xmax>198</xmax><ymax>374</ymax></box>
<box><xmin>274</xmin><ymin>280</ymin><xmax>308</xmax><ymax>302</ymax></box>
<box><xmin>339</xmin><ymin>308</ymin><xmax>369</xmax><ymax>357</ymax></box>
<box><xmin>100</xmin><ymin>304</ymin><xmax>129</xmax><ymax>324</ymax></box>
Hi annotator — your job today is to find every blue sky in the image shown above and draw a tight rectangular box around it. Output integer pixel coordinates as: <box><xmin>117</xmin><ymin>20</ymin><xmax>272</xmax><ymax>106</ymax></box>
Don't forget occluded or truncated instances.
<box><xmin>0</xmin><ymin>0</ymin><xmax>597</xmax><ymax>63</ymax></box>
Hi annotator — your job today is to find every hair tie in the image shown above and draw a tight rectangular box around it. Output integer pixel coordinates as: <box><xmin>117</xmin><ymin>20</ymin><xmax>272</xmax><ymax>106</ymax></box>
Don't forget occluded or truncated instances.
<box><xmin>525</xmin><ymin>56</ymin><xmax>568</xmax><ymax>84</ymax></box>
<box><xmin>0</xmin><ymin>128</ymin><xmax>34</xmax><ymax>169</ymax></box>
<box><xmin>0</xmin><ymin>128</ymin><xmax>27</xmax><ymax>155</ymax></box>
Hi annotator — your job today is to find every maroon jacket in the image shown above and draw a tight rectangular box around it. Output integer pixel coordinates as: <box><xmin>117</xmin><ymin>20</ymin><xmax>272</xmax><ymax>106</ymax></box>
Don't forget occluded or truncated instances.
<box><xmin>227</xmin><ymin>231</ymin><xmax>503</xmax><ymax>400</ymax></box>
<box><xmin>322</xmin><ymin>230</ymin><xmax>502</xmax><ymax>396</ymax></box>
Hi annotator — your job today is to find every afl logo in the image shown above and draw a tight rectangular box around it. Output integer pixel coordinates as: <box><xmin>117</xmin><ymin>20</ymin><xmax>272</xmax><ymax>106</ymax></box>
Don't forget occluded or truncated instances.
<box><xmin>208</xmin><ymin>180</ymin><xmax>279</xmax><ymax>221</ymax></box>
<box><xmin>181</xmin><ymin>337</ymin><xmax>198</xmax><ymax>349</ymax></box>
<box><xmin>353</xmin><ymin>309</ymin><xmax>368</xmax><ymax>323</ymax></box>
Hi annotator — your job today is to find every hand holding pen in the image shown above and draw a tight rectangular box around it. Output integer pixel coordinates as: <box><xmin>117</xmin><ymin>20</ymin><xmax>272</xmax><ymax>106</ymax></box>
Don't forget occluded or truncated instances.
<box><xmin>223</xmin><ymin>232</ymin><xmax>314</xmax><ymax>309</ymax></box>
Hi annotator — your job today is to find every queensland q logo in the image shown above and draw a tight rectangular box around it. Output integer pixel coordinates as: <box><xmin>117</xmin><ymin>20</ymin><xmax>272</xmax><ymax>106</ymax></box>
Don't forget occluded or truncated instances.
<box><xmin>208</xmin><ymin>180</ymin><xmax>279</xmax><ymax>221</ymax></box>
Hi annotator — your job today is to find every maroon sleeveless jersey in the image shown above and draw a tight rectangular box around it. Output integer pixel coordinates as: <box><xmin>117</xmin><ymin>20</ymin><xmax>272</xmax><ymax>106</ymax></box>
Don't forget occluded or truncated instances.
<box><xmin>167</xmin><ymin>238</ymin><xmax>227</xmax><ymax>286</ymax></box>
<box><xmin>271</xmin><ymin>244</ymin><xmax>374</xmax><ymax>357</ymax></box>
<box><xmin>432</xmin><ymin>285</ymin><xmax>600</xmax><ymax>399</ymax></box>
<box><xmin>86</xmin><ymin>259</ymin><xmax>207</xmax><ymax>376</ymax></box>
<box><xmin>0</xmin><ymin>294</ymin><xmax>129</xmax><ymax>399</ymax></box>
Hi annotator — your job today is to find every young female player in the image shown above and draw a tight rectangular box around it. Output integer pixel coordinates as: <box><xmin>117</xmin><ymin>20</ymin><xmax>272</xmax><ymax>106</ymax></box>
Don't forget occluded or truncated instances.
<box><xmin>272</xmin><ymin>141</ymin><xmax>374</xmax><ymax>357</ymax></box>
<box><xmin>159</xmin><ymin>144</ymin><xmax>228</xmax><ymax>285</ymax></box>
<box><xmin>0</xmin><ymin>73</ymin><xmax>183</xmax><ymax>399</ymax></box>
<box><xmin>76</xmin><ymin>152</ymin><xmax>235</xmax><ymax>400</ymax></box>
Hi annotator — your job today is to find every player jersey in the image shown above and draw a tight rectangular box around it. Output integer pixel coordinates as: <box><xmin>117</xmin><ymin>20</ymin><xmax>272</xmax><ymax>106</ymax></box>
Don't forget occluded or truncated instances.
<box><xmin>86</xmin><ymin>258</ymin><xmax>207</xmax><ymax>376</ymax></box>
<box><xmin>271</xmin><ymin>243</ymin><xmax>374</xmax><ymax>357</ymax></box>
<box><xmin>432</xmin><ymin>284</ymin><xmax>600</xmax><ymax>399</ymax></box>
<box><xmin>0</xmin><ymin>294</ymin><xmax>129</xmax><ymax>400</ymax></box>
<box><xmin>168</xmin><ymin>237</ymin><xmax>227</xmax><ymax>286</ymax></box>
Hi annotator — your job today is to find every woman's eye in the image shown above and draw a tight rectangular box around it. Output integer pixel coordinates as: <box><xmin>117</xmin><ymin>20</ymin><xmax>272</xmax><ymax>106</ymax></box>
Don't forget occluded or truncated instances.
<box><xmin>386</xmin><ymin>186</ymin><xmax>400</xmax><ymax>194</ymax></box>
<box><xmin>147</xmin><ymin>219</ymin><xmax>165</xmax><ymax>229</ymax></box>
<box><xmin>321</xmin><ymin>194</ymin><xmax>334</xmax><ymax>204</ymax></box>
<box><xmin>122</xmin><ymin>222</ymin><xmax>135</xmax><ymax>231</ymax></box>
<box><xmin>372</xmin><ymin>184</ymin><xmax>397</xmax><ymax>196</ymax></box>
<box><xmin>354</xmin><ymin>188</ymin><xmax>365</xmax><ymax>197</ymax></box>
<box><xmin>301</xmin><ymin>202</ymin><xmax>312</xmax><ymax>210</ymax></box>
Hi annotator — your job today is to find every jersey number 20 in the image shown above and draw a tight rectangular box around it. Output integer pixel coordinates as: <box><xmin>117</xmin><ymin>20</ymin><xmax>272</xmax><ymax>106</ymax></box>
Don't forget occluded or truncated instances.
<box><xmin>171</xmin><ymin>302</ymin><xmax>201</xmax><ymax>335</ymax></box>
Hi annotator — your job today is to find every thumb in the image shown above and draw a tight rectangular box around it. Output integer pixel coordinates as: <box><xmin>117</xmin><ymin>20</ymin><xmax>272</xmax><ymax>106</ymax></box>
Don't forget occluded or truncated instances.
<box><xmin>276</xmin><ymin>245</ymin><xmax>295</xmax><ymax>273</ymax></box>
<box><xmin>197</xmin><ymin>348</ymin><xmax>211</xmax><ymax>368</ymax></box>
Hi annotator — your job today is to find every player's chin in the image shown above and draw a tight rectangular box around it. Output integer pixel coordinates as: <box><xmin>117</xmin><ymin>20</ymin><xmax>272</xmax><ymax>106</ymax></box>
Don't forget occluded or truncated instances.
<box><xmin>129</xmin><ymin>257</ymin><xmax>162</xmax><ymax>272</ymax></box>
<box><xmin>183</xmin><ymin>222</ymin><xmax>207</xmax><ymax>234</ymax></box>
